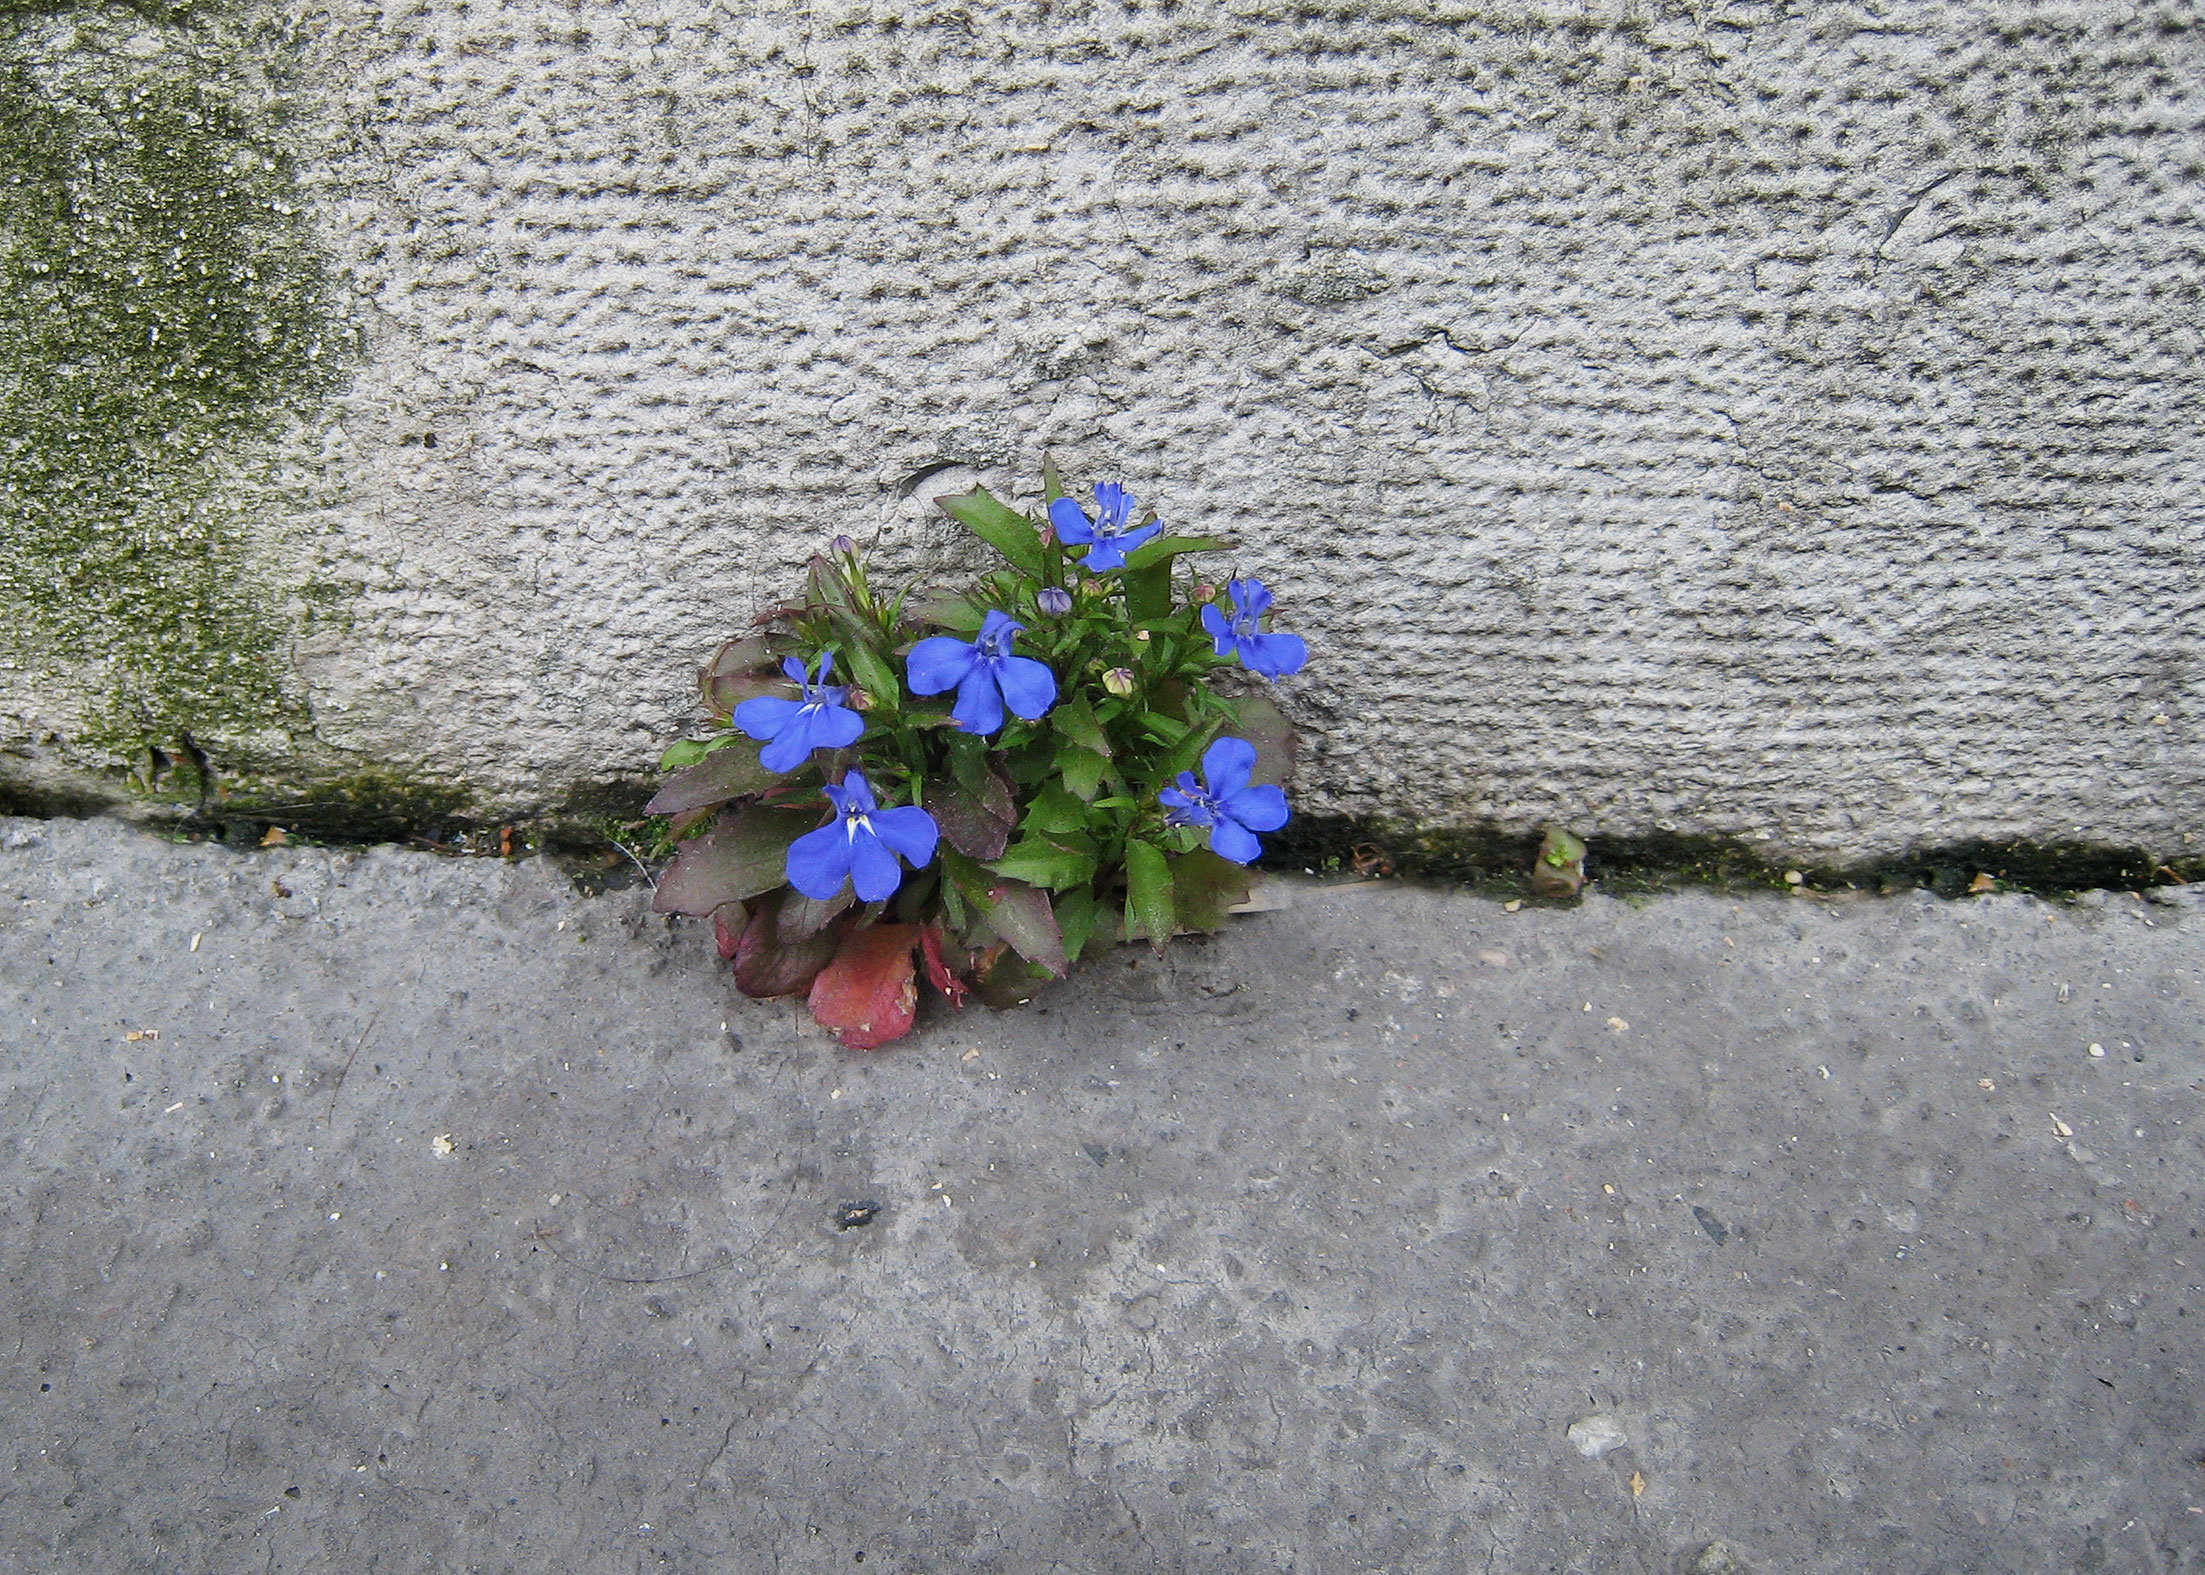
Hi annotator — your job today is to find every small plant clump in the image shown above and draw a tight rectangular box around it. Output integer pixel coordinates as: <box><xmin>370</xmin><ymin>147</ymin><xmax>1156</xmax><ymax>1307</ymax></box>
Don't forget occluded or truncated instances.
<box><xmin>648</xmin><ymin>466</ymin><xmax>1309</xmax><ymax>1047</ymax></box>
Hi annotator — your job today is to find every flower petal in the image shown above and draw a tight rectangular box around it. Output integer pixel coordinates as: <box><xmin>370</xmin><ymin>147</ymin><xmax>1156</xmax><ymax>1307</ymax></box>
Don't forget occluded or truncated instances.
<box><xmin>868</xmin><ymin>805</ymin><xmax>939</xmax><ymax>866</ymax></box>
<box><xmin>849</xmin><ymin>830</ymin><xmax>904</xmax><ymax>902</ymax></box>
<box><xmin>809</xmin><ymin>703</ymin><xmax>866</xmax><ymax>751</ymax></box>
<box><xmin>1201</xmin><ymin>736</ymin><xmax>1258</xmax><ymax>799</ymax></box>
<box><xmin>1116</xmin><ymin>520</ymin><xmax>1163</xmax><ymax>558</ymax></box>
<box><xmin>1092</xmin><ymin>481</ymin><xmax>1134</xmax><ymax>530</ymax></box>
<box><xmin>1230</xmin><ymin>576</ymin><xmax>1273</xmax><ymax>617</ymax></box>
<box><xmin>785</xmin><ymin>823</ymin><xmax>855</xmax><ymax>899</ymax></box>
<box><xmin>1047</xmin><ymin>497</ymin><xmax>1097</xmax><ymax>544</ymax></box>
<box><xmin>758</xmin><ymin>708</ymin><xmax>824</xmax><ymax>772</ymax></box>
<box><xmin>1242</xmin><ymin>631</ymin><xmax>1308</xmax><ymax>678</ymax></box>
<box><xmin>906</xmin><ymin>636</ymin><xmax>979</xmax><ymax>696</ymax></box>
<box><xmin>950</xmin><ymin>669</ymin><xmax>1006</xmax><ymax>735</ymax></box>
<box><xmin>734</xmin><ymin>695</ymin><xmax>803</xmax><ymax>744</ymax></box>
<box><xmin>1208</xmin><ymin>818</ymin><xmax>1263</xmax><ymax>865</ymax></box>
<box><xmin>1078</xmin><ymin>538</ymin><xmax>1128</xmax><ymax>574</ymax></box>
<box><xmin>993</xmin><ymin>655</ymin><xmax>1057</xmax><ymax>720</ymax></box>
<box><xmin>840</xmin><ymin>770</ymin><xmax>879</xmax><ymax>815</ymax></box>
<box><xmin>1221</xmin><ymin>782</ymin><xmax>1289</xmax><ymax>833</ymax></box>
<box><xmin>1200</xmin><ymin>603</ymin><xmax>1232</xmax><ymax>650</ymax></box>
<box><xmin>780</xmin><ymin>655</ymin><xmax>809</xmax><ymax>685</ymax></box>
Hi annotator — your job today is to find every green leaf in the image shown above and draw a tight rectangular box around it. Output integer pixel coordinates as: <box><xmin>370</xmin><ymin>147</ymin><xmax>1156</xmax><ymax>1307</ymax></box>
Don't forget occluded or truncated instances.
<box><xmin>659</xmin><ymin>738</ymin><xmax>712</xmax><ymax>770</ymax></box>
<box><xmin>937</xmin><ymin>486</ymin><xmax>1045</xmax><ymax>576</ymax></box>
<box><xmin>1022</xmin><ymin>783</ymin><xmax>1090</xmax><ymax>836</ymax></box>
<box><xmin>1122</xmin><ymin>561</ymin><xmax>1172</xmax><ymax>623</ymax></box>
<box><xmin>645</xmin><ymin>742</ymin><xmax>778</xmax><ymax>817</ymax></box>
<box><xmin>652</xmin><ymin>804</ymin><xmax>818</xmax><ymax>916</ymax></box>
<box><xmin>907</xmin><ymin>590</ymin><xmax>988</xmax><ymax>633</ymax></box>
<box><xmin>988</xmin><ymin>838</ymin><xmax>1097</xmax><ymax>892</ymax></box>
<box><xmin>1051</xmin><ymin>695</ymin><xmax>1112</xmax><ymax>757</ymax></box>
<box><xmin>1057</xmin><ymin>742</ymin><xmax>1107</xmax><ymax>802</ymax></box>
<box><xmin>1122</xmin><ymin>534</ymin><xmax>1229</xmax><ymax>572</ymax></box>
<box><xmin>1169</xmin><ymin>849</ymin><xmax>1256</xmax><ymax>933</ymax></box>
<box><xmin>1155</xmin><ymin>711</ymin><xmax>1226</xmax><ymax>779</ymax></box>
<box><xmin>980</xmin><ymin>880</ymin><xmax>1067</xmax><ymax>976</ymax></box>
<box><xmin>1053</xmin><ymin>884</ymin><xmax>1101</xmax><ymax>964</ymax></box>
<box><xmin>1229</xmin><ymin>690</ymin><xmax>1298</xmax><ymax>787</ymax></box>
<box><xmin>832</xmin><ymin>630</ymin><xmax>901</xmax><ymax>715</ymax></box>
<box><xmin>1123</xmin><ymin>838</ymin><xmax>1175</xmax><ymax>948</ymax></box>
<box><xmin>1041</xmin><ymin>455</ymin><xmax>1067</xmax><ymax>504</ymax></box>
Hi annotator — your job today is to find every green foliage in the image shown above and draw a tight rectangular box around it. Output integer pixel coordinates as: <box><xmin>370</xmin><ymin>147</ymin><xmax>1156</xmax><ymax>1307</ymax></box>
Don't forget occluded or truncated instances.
<box><xmin>650</xmin><ymin>474</ymin><xmax>1299</xmax><ymax>1045</ymax></box>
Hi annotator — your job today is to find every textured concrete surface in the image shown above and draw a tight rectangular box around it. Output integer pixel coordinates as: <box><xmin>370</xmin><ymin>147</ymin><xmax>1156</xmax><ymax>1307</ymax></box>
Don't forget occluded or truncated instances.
<box><xmin>3</xmin><ymin>813</ymin><xmax>2202</xmax><ymax>1572</ymax></box>
<box><xmin>4</xmin><ymin>1</ymin><xmax>2203</xmax><ymax>859</ymax></box>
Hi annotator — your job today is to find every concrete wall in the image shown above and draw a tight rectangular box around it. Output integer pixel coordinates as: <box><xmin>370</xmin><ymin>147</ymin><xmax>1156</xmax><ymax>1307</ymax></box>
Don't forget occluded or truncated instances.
<box><xmin>3</xmin><ymin>0</ymin><xmax>2201</xmax><ymax>860</ymax></box>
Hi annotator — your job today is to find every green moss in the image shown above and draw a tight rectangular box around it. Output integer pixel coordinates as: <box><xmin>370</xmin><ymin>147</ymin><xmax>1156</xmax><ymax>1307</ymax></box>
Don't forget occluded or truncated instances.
<box><xmin>0</xmin><ymin>1</ymin><xmax>345</xmax><ymax>768</ymax></box>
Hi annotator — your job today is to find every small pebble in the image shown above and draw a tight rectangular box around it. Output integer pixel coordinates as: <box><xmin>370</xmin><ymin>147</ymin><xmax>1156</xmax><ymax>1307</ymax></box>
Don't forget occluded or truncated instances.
<box><xmin>2088</xmin><ymin>1043</ymin><xmax>2105</xmax><ymax>1058</ymax></box>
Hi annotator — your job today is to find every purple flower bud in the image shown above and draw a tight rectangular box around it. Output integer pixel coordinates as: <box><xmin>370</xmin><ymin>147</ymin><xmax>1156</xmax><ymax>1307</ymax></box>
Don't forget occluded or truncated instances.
<box><xmin>1102</xmin><ymin>667</ymin><xmax>1136</xmax><ymax>697</ymax></box>
<box><xmin>1036</xmin><ymin>586</ymin><xmax>1074</xmax><ymax>616</ymax></box>
<box><xmin>831</xmin><ymin>534</ymin><xmax>856</xmax><ymax>556</ymax></box>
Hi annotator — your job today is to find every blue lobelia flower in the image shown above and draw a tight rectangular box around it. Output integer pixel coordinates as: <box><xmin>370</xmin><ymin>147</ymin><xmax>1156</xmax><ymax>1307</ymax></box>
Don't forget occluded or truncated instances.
<box><xmin>1047</xmin><ymin>482</ymin><xmax>1163</xmax><ymax>574</ymax></box>
<box><xmin>1159</xmin><ymin>736</ymin><xmax>1289</xmax><ymax>865</ymax></box>
<box><xmin>734</xmin><ymin>652</ymin><xmax>867</xmax><ymax>773</ymax></box>
<box><xmin>905</xmin><ymin>609</ymin><xmax>1058</xmax><ymax>735</ymax></box>
<box><xmin>1200</xmin><ymin>577</ymin><xmax>1307</xmax><ymax>679</ymax></box>
<box><xmin>785</xmin><ymin>771</ymin><xmax>940</xmax><ymax>903</ymax></box>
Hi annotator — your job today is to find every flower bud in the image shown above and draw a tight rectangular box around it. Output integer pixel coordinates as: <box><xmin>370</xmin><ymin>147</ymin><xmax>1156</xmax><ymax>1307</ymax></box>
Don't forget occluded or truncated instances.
<box><xmin>831</xmin><ymin>534</ymin><xmax>856</xmax><ymax>556</ymax></box>
<box><xmin>1036</xmin><ymin>585</ymin><xmax>1073</xmax><ymax>616</ymax></box>
<box><xmin>1101</xmin><ymin>667</ymin><xmax>1136</xmax><ymax>697</ymax></box>
<box><xmin>847</xmin><ymin>687</ymin><xmax>874</xmax><ymax>711</ymax></box>
<box><xmin>1038</xmin><ymin>525</ymin><xmax>1056</xmax><ymax>548</ymax></box>
<box><xmin>1193</xmin><ymin>582</ymin><xmax>1217</xmax><ymax>602</ymax></box>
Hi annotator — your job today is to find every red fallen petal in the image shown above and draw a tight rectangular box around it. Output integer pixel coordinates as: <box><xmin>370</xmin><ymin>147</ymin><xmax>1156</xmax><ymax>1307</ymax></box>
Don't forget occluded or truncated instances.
<box><xmin>808</xmin><ymin>924</ymin><xmax>921</xmax><ymax>1049</ymax></box>
<box><xmin>919</xmin><ymin>921</ymin><xmax>971</xmax><ymax>1010</ymax></box>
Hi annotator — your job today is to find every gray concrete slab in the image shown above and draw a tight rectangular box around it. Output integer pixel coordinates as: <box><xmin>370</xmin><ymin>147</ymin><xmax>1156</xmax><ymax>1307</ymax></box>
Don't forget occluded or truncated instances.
<box><xmin>1</xmin><ymin>815</ymin><xmax>2201</xmax><ymax>1573</ymax></box>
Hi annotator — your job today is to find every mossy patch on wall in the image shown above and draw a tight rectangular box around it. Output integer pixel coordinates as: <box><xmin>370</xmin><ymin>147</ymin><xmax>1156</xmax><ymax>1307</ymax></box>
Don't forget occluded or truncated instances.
<box><xmin>0</xmin><ymin>0</ymin><xmax>344</xmax><ymax>776</ymax></box>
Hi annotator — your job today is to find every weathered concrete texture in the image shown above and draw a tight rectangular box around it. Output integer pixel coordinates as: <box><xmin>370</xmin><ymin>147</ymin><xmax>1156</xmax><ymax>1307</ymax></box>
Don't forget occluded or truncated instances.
<box><xmin>6</xmin><ymin>2</ymin><xmax>2205</xmax><ymax>858</ymax></box>
<box><xmin>3</xmin><ymin>814</ymin><xmax>2202</xmax><ymax>1571</ymax></box>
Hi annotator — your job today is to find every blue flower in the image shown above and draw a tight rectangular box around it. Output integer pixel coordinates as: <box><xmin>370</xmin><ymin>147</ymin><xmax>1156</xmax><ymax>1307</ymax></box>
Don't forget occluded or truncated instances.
<box><xmin>1159</xmin><ymin>736</ymin><xmax>1289</xmax><ymax>865</ymax></box>
<box><xmin>1047</xmin><ymin>482</ymin><xmax>1162</xmax><ymax>573</ymax></box>
<box><xmin>785</xmin><ymin>771</ymin><xmax>940</xmax><ymax>902</ymax></box>
<box><xmin>734</xmin><ymin>652</ymin><xmax>867</xmax><ymax>773</ymax></box>
<box><xmin>1200</xmin><ymin>577</ymin><xmax>1307</xmax><ymax>679</ymax></box>
<box><xmin>905</xmin><ymin>609</ymin><xmax>1058</xmax><ymax>735</ymax></box>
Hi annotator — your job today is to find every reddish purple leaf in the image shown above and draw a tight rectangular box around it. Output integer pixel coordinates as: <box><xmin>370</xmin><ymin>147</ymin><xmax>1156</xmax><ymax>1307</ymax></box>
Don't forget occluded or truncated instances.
<box><xmin>652</xmin><ymin>804</ymin><xmax>819</xmax><ymax>917</ymax></box>
<box><xmin>982</xmin><ymin>880</ymin><xmax>1067</xmax><ymax>977</ymax></box>
<box><xmin>807</xmin><ymin>924</ymin><xmax>922</xmax><ymax>1049</ymax></box>
<box><xmin>919</xmin><ymin>921</ymin><xmax>971</xmax><ymax>1009</ymax></box>
<box><xmin>711</xmin><ymin>902</ymin><xmax>747</xmax><ymax>961</ymax></box>
<box><xmin>930</xmin><ymin>770</ymin><xmax>1016</xmax><ymax>860</ymax></box>
<box><xmin>777</xmin><ymin>888</ymin><xmax>854</xmax><ymax>944</ymax></box>
<box><xmin>645</xmin><ymin>742</ymin><xmax>777</xmax><ymax>817</ymax></box>
<box><xmin>699</xmin><ymin>635</ymin><xmax>784</xmax><ymax>716</ymax></box>
<box><xmin>732</xmin><ymin>892</ymin><xmax>842</xmax><ymax>998</ymax></box>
